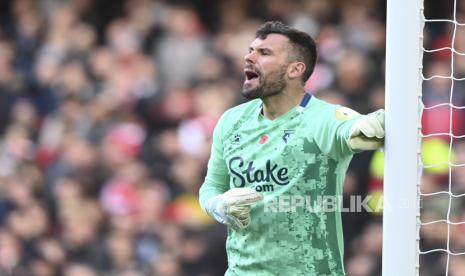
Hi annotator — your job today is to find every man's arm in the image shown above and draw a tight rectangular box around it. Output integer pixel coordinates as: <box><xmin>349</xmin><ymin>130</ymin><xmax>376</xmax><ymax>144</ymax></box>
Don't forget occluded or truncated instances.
<box><xmin>199</xmin><ymin>115</ymin><xmax>263</xmax><ymax>229</ymax></box>
<box><xmin>312</xmin><ymin>105</ymin><xmax>385</xmax><ymax>160</ymax></box>
<box><xmin>199</xmin><ymin>118</ymin><xmax>230</xmax><ymax>211</ymax></box>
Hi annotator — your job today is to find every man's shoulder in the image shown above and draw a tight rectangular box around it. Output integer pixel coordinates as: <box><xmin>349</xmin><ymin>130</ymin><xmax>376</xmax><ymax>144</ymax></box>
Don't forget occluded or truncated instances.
<box><xmin>308</xmin><ymin>96</ymin><xmax>337</xmax><ymax>111</ymax></box>
<box><xmin>308</xmin><ymin>96</ymin><xmax>360</xmax><ymax>122</ymax></box>
<box><xmin>220</xmin><ymin>99</ymin><xmax>261</xmax><ymax>122</ymax></box>
<box><xmin>214</xmin><ymin>99</ymin><xmax>261</xmax><ymax>138</ymax></box>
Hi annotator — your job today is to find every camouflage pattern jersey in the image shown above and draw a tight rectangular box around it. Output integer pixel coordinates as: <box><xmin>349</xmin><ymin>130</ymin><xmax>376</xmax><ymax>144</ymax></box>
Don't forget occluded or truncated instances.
<box><xmin>199</xmin><ymin>94</ymin><xmax>361</xmax><ymax>276</ymax></box>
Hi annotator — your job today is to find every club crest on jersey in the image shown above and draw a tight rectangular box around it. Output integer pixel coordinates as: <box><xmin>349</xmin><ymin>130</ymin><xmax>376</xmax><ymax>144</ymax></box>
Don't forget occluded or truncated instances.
<box><xmin>282</xmin><ymin>130</ymin><xmax>295</xmax><ymax>144</ymax></box>
<box><xmin>258</xmin><ymin>134</ymin><xmax>269</xmax><ymax>144</ymax></box>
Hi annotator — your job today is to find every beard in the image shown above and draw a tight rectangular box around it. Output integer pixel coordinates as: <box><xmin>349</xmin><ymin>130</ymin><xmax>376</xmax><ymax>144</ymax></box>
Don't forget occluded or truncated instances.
<box><xmin>241</xmin><ymin>66</ymin><xmax>288</xmax><ymax>100</ymax></box>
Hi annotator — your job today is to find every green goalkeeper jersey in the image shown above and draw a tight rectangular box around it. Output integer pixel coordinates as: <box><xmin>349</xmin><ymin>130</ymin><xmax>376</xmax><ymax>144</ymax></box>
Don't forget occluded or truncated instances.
<box><xmin>199</xmin><ymin>94</ymin><xmax>361</xmax><ymax>276</ymax></box>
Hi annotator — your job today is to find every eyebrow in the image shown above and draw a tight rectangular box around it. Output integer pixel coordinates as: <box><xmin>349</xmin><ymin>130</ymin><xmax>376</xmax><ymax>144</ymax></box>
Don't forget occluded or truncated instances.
<box><xmin>248</xmin><ymin>46</ymin><xmax>273</xmax><ymax>53</ymax></box>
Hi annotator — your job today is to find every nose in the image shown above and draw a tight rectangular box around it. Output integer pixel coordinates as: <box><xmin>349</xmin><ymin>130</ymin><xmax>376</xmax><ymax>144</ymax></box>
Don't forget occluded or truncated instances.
<box><xmin>244</xmin><ymin>51</ymin><xmax>256</xmax><ymax>64</ymax></box>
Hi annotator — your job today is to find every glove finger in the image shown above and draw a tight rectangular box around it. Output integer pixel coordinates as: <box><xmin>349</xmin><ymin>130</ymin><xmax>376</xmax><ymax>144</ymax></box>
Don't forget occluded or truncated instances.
<box><xmin>349</xmin><ymin>136</ymin><xmax>384</xmax><ymax>151</ymax></box>
<box><xmin>363</xmin><ymin>139</ymin><xmax>384</xmax><ymax>150</ymax></box>
<box><xmin>359</xmin><ymin>119</ymin><xmax>377</xmax><ymax>138</ymax></box>
<box><xmin>368</xmin><ymin>110</ymin><xmax>385</xmax><ymax>138</ymax></box>
<box><xmin>238</xmin><ymin>215</ymin><xmax>251</xmax><ymax>229</ymax></box>
<box><xmin>360</xmin><ymin>118</ymin><xmax>385</xmax><ymax>139</ymax></box>
<box><xmin>374</xmin><ymin>109</ymin><xmax>385</xmax><ymax>129</ymax></box>
<box><xmin>225</xmin><ymin>215</ymin><xmax>242</xmax><ymax>229</ymax></box>
<box><xmin>231</xmin><ymin>204</ymin><xmax>251</xmax><ymax>213</ymax></box>
<box><xmin>351</xmin><ymin>119</ymin><xmax>375</xmax><ymax>138</ymax></box>
<box><xmin>231</xmin><ymin>192</ymin><xmax>263</xmax><ymax>205</ymax></box>
<box><xmin>229</xmin><ymin>214</ymin><xmax>250</xmax><ymax>229</ymax></box>
<box><xmin>229</xmin><ymin>205</ymin><xmax>251</xmax><ymax>217</ymax></box>
<box><xmin>372</xmin><ymin>121</ymin><xmax>385</xmax><ymax>139</ymax></box>
<box><xmin>236</xmin><ymin>192</ymin><xmax>263</xmax><ymax>204</ymax></box>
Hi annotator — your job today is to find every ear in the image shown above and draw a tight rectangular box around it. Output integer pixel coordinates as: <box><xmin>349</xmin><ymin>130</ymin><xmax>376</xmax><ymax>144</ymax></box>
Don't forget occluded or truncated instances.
<box><xmin>287</xmin><ymin>62</ymin><xmax>306</xmax><ymax>80</ymax></box>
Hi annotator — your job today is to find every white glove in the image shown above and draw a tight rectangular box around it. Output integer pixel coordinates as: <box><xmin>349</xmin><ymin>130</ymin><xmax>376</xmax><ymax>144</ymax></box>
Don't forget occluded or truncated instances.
<box><xmin>205</xmin><ymin>188</ymin><xmax>263</xmax><ymax>229</ymax></box>
<box><xmin>348</xmin><ymin>109</ymin><xmax>385</xmax><ymax>151</ymax></box>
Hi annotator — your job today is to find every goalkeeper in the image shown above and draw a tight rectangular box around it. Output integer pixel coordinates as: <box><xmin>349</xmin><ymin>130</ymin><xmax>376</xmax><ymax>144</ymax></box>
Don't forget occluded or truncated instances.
<box><xmin>199</xmin><ymin>21</ymin><xmax>385</xmax><ymax>276</ymax></box>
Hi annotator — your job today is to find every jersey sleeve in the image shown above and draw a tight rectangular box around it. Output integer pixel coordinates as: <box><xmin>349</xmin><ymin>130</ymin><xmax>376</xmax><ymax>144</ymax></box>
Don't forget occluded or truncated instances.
<box><xmin>198</xmin><ymin>112</ymin><xmax>230</xmax><ymax>211</ymax></box>
<box><xmin>312</xmin><ymin>105</ymin><xmax>361</xmax><ymax>160</ymax></box>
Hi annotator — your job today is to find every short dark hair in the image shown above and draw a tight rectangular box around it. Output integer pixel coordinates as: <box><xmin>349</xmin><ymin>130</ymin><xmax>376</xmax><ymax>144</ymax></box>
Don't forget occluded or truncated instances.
<box><xmin>256</xmin><ymin>21</ymin><xmax>317</xmax><ymax>84</ymax></box>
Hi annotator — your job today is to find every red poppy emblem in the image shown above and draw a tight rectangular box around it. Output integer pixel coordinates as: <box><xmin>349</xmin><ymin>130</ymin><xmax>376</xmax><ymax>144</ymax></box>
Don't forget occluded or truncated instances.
<box><xmin>258</xmin><ymin>135</ymin><xmax>269</xmax><ymax>144</ymax></box>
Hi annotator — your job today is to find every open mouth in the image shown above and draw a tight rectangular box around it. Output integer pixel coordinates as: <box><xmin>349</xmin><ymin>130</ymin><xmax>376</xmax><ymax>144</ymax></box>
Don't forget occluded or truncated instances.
<box><xmin>244</xmin><ymin>69</ymin><xmax>259</xmax><ymax>81</ymax></box>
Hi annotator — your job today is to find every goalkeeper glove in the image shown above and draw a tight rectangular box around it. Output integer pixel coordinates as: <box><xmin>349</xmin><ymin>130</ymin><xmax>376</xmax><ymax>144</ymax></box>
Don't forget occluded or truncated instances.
<box><xmin>205</xmin><ymin>188</ymin><xmax>263</xmax><ymax>229</ymax></box>
<box><xmin>348</xmin><ymin>109</ymin><xmax>385</xmax><ymax>151</ymax></box>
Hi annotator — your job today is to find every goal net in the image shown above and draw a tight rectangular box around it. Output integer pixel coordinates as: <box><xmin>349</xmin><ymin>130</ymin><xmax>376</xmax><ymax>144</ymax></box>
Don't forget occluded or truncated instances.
<box><xmin>419</xmin><ymin>0</ymin><xmax>465</xmax><ymax>275</ymax></box>
<box><xmin>383</xmin><ymin>0</ymin><xmax>465</xmax><ymax>275</ymax></box>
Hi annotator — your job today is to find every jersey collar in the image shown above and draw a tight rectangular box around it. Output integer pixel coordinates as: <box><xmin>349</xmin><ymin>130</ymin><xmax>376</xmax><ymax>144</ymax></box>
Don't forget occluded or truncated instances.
<box><xmin>297</xmin><ymin>93</ymin><xmax>312</xmax><ymax>113</ymax></box>
<box><xmin>257</xmin><ymin>92</ymin><xmax>313</xmax><ymax>122</ymax></box>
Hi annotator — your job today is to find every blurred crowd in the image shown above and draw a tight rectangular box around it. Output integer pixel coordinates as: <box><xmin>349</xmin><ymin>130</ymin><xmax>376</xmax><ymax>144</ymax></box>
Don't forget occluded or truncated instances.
<box><xmin>0</xmin><ymin>0</ymin><xmax>463</xmax><ymax>275</ymax></box>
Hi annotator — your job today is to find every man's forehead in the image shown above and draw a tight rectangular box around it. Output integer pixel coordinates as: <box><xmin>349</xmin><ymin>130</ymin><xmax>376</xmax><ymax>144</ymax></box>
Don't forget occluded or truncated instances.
<box><xmin>249</xmin><ymin>34</ymin><xmax>290</xmax><ymax>50</ymax></box>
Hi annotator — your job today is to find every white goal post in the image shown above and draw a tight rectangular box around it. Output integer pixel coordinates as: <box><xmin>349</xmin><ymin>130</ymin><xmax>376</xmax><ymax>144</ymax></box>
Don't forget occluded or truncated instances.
<box><xmin>382</xmin><ymin>0</ymin><xmax>423</xmax><ymax>275</ymax></box>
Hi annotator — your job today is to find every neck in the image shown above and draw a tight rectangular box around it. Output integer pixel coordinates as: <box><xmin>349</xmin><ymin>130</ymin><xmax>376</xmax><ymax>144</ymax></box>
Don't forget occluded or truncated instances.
<box><xmin>261</xmin><ymin>86</ymin><xmax>305</xmax><ymax>120</ymax></box>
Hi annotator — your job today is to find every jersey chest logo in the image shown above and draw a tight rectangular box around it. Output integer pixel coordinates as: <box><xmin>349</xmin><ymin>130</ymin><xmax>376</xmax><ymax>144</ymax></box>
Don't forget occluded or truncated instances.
<box><xmin>228</xmin><ymin>156</ymin><xmax>290</xmax><ymax>189</ymax></box>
